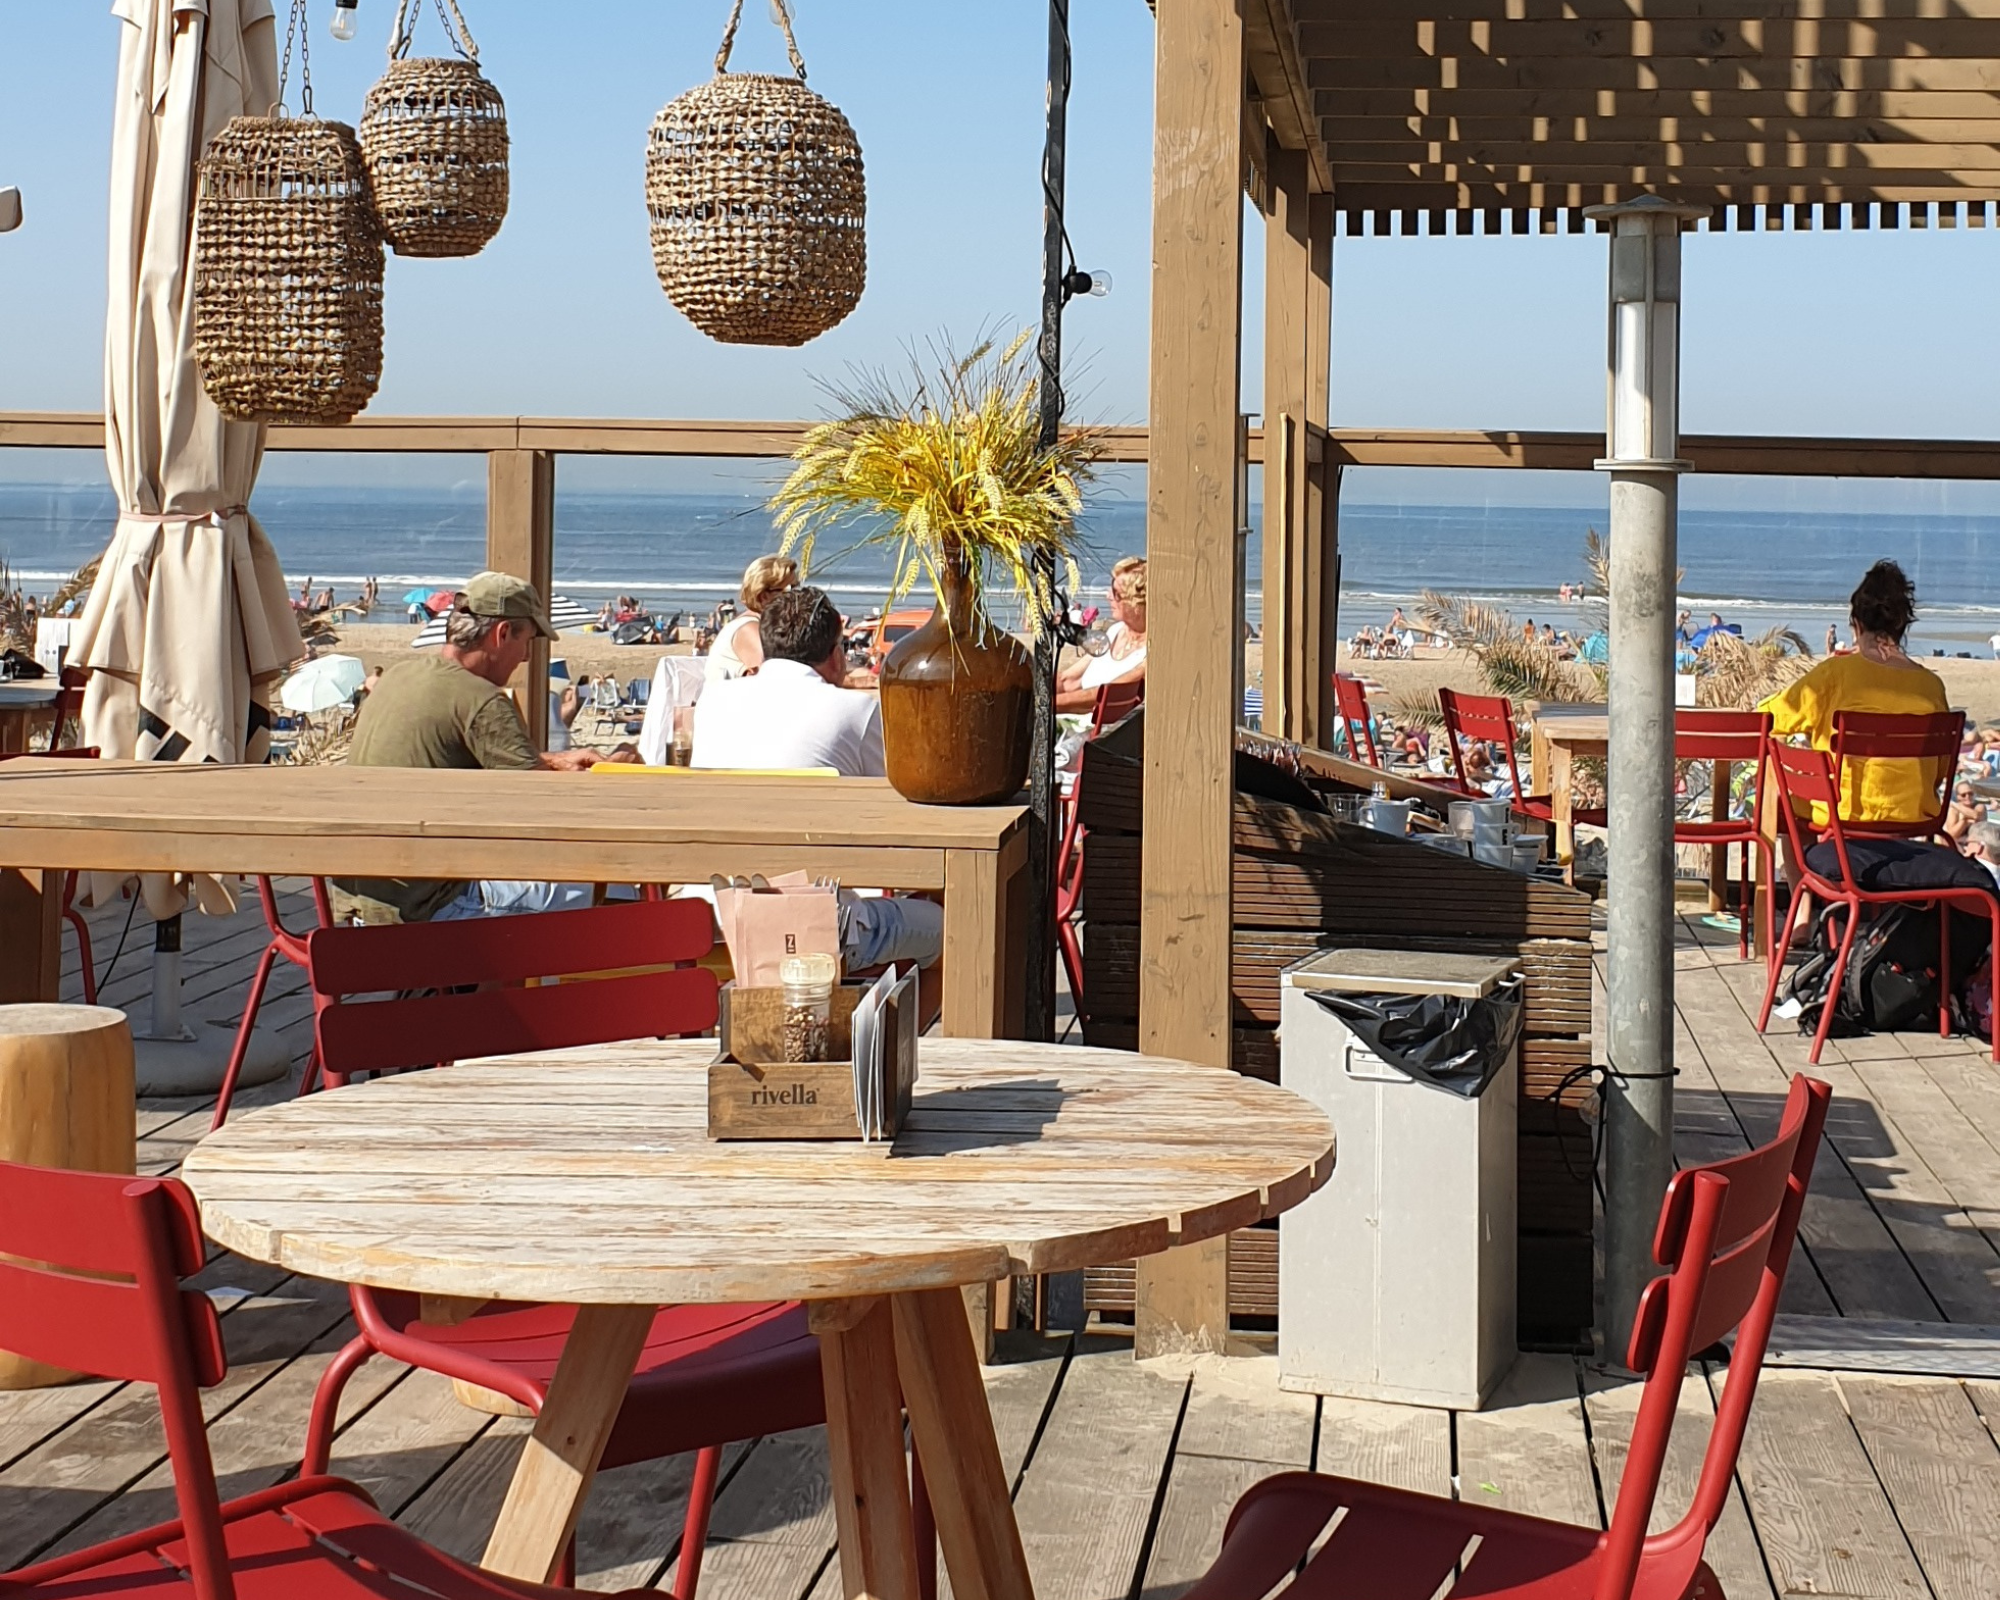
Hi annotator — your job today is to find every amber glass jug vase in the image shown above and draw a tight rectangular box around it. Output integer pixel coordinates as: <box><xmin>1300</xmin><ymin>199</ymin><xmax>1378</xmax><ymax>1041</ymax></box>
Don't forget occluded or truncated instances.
<box><xmin>877</xmin><ymin>543</ymin><xmax>1033</xmax><ymax>805</ymax></box>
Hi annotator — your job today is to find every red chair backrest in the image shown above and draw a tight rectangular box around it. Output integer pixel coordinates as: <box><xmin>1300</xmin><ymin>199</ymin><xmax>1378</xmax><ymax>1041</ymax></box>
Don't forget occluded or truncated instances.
<box><xmin>1091</xmin><ymin>677</ymin><xmax>1144</xmax><ymax>732</ymax></box>
<box><xmin>1829</xmin><ymin>709</ymin><xmax>1961</xmax><ymax>837</ymax></box>
<box><xmin>1438</xmin><ymin>688</ymin><xmax>1527</xmax><ymax>795</ymax></box>
<box><xmin>1596</xmin><ymin>1073</ymin><xmax>1832</xmax><ymax>1600</ymax></box>
<box><xmin>1332</xmin><ymin>673</ymin><xmax>1381</xmax><ymax>767</ymax></box>
<box><xmin>1671</xmin><ymin>708</ymin><xmax>1769</xmax><ymax>764</ymax></box>
<box><xmin>0</xmin><ymin>1161</ymin><xmax>236</xmax><ymax>1600</ymax></box>
<box><xmin>307</xmin><ymin>898</ymin><xmax>720</xmax><ymax>1078</ymax></box>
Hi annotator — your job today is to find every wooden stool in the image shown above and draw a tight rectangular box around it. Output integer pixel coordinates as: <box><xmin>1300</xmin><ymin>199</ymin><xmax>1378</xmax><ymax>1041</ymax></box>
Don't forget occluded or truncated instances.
<box><xmin>0</xmin><ymin>1004</ymin><xmax>137</xmax><ymax>1389</ymax></box>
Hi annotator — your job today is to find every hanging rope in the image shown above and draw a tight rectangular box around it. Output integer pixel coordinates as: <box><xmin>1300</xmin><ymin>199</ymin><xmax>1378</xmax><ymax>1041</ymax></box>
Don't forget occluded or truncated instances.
<box><xmin>388</xmin><ymin>0</ymin><xmax>479</xmax><ymax>62</ymax></box>
<box><xmin>714</xmin><ymin>0</ymin><xmax>809</xmax><ymax>80</ymax></box>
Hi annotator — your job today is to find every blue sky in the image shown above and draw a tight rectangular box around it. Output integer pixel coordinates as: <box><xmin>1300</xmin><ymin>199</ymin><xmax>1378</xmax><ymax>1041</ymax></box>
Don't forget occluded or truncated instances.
<box><xmin>5</xmin><ymin>2</ymin><xmax>2000</xmax><ymax>490</ymax></box>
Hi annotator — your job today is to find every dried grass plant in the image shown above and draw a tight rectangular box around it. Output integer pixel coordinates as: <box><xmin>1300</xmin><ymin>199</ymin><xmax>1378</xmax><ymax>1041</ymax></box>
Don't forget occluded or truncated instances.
<box><xmin>770</xmin><ymin>331</ymin><xmax>1101</xmax><ymax>637</ymax></box>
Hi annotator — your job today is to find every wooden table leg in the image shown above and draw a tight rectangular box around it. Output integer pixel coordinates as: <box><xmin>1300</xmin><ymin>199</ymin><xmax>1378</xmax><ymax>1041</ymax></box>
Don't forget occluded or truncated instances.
<box><xmin>0</xmin><ymin>868</ymin><xmax>62</xmax><ymax>1005</ymax></box>
<box><xmin>1551</xmin><ymin>744</ymin><xmax>1576</xmax><ymax>868</ymax></box>
<box><xmin>818</xmin><ymin>1297</ymin><xmax>921</xmax><ymax>1600</ymax></box>
<box><xmin>942</xmin><ymin>839</ymin><xmax>1027</xmax><ymax>1042</ymax></box>
<box><xmin>1530</xmin><ymin>722</ymin><xmax>1552</xmax><ymax>798</ymax></box>
<box><xmin>481</xmin><ymin>1302</ymin><xmax>656</xmax><ymax>1582</ymax></box>
<box><xmin>892</xmin><ymin>1287</ymin><xmax>1035</xmax><ymax>1600</ymax></box>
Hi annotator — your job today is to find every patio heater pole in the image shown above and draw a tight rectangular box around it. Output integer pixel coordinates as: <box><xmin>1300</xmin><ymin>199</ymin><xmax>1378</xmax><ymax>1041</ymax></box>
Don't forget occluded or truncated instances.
<box><xmin>1584</xmin><ymin>195</ymin><xmax>1709</xmax><ymax>1354</ymax></box>
<box><xmin>1026</xmin><ymin>0</ymin><xmax>1072</xmax><ymax>1045</ymax></box>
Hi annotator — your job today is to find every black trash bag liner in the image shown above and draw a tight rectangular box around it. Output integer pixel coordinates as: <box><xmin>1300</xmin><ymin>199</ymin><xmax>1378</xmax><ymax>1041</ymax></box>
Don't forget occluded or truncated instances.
<box><xmin>1306</xmin><ymin>976</ymin><xmax>1525</xmax><ymax>1097</ymax></box>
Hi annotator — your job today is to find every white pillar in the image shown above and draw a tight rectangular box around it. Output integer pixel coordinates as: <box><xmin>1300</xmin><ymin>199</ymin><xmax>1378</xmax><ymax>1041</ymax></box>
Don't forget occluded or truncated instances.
<box><xmin>1583</xmin><ymin>194</ymin><xmax>1709</xmax><ymax>1356</ymax></box>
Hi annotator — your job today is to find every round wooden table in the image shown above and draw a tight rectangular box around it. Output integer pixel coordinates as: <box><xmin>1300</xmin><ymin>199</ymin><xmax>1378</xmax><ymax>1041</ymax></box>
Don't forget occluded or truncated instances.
<box><xmin>183</xmin><ymin>1039</ymin><xmax>1334</xmax><ymax>1600</ymax></box>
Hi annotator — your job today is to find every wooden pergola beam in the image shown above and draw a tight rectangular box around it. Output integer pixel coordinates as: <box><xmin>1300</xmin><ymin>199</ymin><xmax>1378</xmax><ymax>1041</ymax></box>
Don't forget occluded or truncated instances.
<box><xmin>1291</xmin><ymin>0</ymin><xmax>2000</xmax><ymax>19</ymax></box>
<box><xmin>1136</xmin><ymin>0</ymin><xmax>1247</xmax><ymax>1359</ymax></box>
<box><xmin>1306</xmin><ymin>55</ymin><xmax>2000</xmax><ymax>93</ymax></box>
<box><xmin>1321</xmin><ymin>115</ymin><xmax>2000</xmax><ymax>142</ymax></box>
<box><xmin>1327</xmin><ymin>142</ymin><xmax>2000</xmax><ymax>171</ymax></box>
<box><xmin>1323</xmin><ymin>177</ymin><xmax>2000</xmax><ymax>205</ymax></box>
<box><xmin>1315</xmin><ymin>86</ymin><xmax>2000</xmax><ymax>118</ymax></box>
<box><xmin>1301</xmin><ymin>16</ymin><xmax>2000</xmax><ymax>58</ymax></box>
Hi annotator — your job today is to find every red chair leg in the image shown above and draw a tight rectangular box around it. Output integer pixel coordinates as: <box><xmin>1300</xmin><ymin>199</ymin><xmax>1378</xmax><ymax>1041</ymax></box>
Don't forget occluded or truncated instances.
<box><xmin>211</xmin><ymin>938</ymin><xmax>281</xmax><ymax>1132</ymax></box>
<box><xmin>1736</xmin><ymin>841</ymin><xmax>1751</xmax><ymax>962</ymax></box>
<box><xmin>297</xmin><ymin>1046</ymin><xmax>322</xmax><ymax>1097</ymax></box>
<box><xmin>557</xmin><ymin>1539</ymin><xmax>576</xmax><ymax>1587</ymax></box>
<box><xmin>67</xmin><ymin>919</ymin><xmax>98</xmax><ymax>1006</ymax></box>
<box><xmin>1057</xmin><ymin>915</ymin><xmax>1086</xmax><ymax>1028</ymax></box>
<box><xmin>1757</xmin><ymin>882</ymin><xmax>1808</xmax><ymax>1031</ymax></box>
<box><xmin>672</xmin><ymin>1444</ymin><xmax>723</xmax><ymax>1600</ymax></box>
<box><xmin>1809</xmin><ymin>904</ymin><xmax>1863</xmax><ymax>1067</ymax></box>
<box><xmin>1940</xmin><ymin>906</ymin><xmax>1954</xmax><ymax>1039</ymax></box>
<box><xmin>301</xmin><ymin>1333</ymin><xmax>378</xmax><ymax>1476</ymax></box>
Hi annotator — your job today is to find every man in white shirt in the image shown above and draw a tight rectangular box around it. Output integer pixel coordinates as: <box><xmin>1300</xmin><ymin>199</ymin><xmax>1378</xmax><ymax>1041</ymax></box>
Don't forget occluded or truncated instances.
<box><xmin>691</xmin><ymin>587</ymin><xmax>884</xmax><ymax>775</ymax></box>
<box><xmin>690</xmin><ymin>586</ymin><xmax>937</xmax><ymax>970</ymax></box>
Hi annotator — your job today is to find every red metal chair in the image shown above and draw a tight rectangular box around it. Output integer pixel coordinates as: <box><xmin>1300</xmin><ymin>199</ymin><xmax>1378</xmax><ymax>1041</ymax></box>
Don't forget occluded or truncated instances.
<box><xmin>1054</xmin><ymin>680</ymin><xmax>1144</xmax><ymax>1026</ymax></box>
<box><xmin>295</xmin><ymin>900</ymin><xmax>826</xmax><ymax>1599</ymax></box>
<box><xmin>1180</xmin><ymin>1072</ymin><xmax>1833</xmax><ymax>1600</ymax></box>
<box><xmin>1331</xmin><ymin>673</ymin><xmax>1381</xmax><ymax>768</ymax></box>
<box><xmin>1828</xmin><ymin>709</ymin><xmax>1961</xmax><ymax>840</ymax></box>
<box><xmin>1439</xmin><ymin>687</ymin><xmax>1608</xmax><ymax>829</ymax></box>
<box><xmin>0</xmin><ymin>1157</ymin><xmax>651</xmax><ymax>1599</ymax></box>
<box><xmin>1756</xmin><ymin>728</ymin><xmax>2000</xmax><ymax>1066</ymax></box>
<box><xmin>0</xmin><ymin>748</ymin><xmax>103</xmax><ymax>1004</ymax></box>
<box><xmin>209</xmin><ymin>875</ymin><xmax>334</xmax><ymax>1130</ymax></box>
<box><xmin>1673</xmin><ymin>710</ymin><xmax>1773</xmax><ymax>962</ymax></box>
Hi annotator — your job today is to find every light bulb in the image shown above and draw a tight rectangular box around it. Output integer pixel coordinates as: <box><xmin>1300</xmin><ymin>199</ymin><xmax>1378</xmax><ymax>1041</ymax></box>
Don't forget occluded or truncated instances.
<box><xmin>330</xmin><ymin>0</ymin><xmax>359</xmax><ymax>41</ymax></box>
<box><xmin>1084</xmin><ymin>270</ymin><xmax>1112</xmax><ymax>298</ymax></box>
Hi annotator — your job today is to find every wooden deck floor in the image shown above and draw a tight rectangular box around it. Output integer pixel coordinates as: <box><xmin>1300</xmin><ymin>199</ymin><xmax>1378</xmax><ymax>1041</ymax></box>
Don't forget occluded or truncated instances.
<box><xmin>7</xmin><ymin>884</ymin><xmax>2000</xmax><ymax>1598</ymax></box>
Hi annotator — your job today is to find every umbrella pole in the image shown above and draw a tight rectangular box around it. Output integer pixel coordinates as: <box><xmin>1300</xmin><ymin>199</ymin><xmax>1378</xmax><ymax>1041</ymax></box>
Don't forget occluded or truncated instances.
<box><xmin>143</xmin><ymin>915</ymin><xmax>190</xmax><ymax>1041</ymax></box>
<box><xmin>127</xmin><ymin>911</ymin><xmax>290</xmax><ymax>1096</ymax></box>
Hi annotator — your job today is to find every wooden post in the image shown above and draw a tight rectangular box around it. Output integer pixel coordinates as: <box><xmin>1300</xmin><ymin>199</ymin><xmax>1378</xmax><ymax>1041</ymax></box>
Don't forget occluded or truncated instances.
<box><xmin>1262</xmin><ymin>138</ymin><xmax>1310</xmax><ymax>742</ymax></box>
<box><xmin>1303</xmin><ymin>191</ymin><xmax>1337</xmax><ymax>747</ymax></box>
<box><xmin>487</xmin><ymin>449</ymin><xmax>556</xmax><ymax>751</ymax></box>
<box><xmin>0</xmin><ymin>1004</ymin><xmax>136</xmax><ymax>1387</ymax></box>
<box><xmin>1136</xmin><ymin>0</ymin><xmax>1246</xmax><ymax>1358</ymax></box>
<box><xmin>0</xmin><ymin>871</ymin><xmax>61</xmax><ymax>1005</ymax></box>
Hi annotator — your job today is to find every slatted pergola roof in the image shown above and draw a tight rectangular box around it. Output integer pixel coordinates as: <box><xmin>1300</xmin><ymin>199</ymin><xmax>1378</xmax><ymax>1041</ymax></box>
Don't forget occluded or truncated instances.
<box><xmin>1234</xmin><ymin>0</ymin><xmax>2000</xmax><ymax>231</ymax></box>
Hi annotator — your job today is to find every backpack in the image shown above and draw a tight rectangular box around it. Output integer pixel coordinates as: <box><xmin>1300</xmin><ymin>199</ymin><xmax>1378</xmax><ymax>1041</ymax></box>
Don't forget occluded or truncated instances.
<box><xmin>1786</xmin><ymin>903</ymin><xmax>1984</xmax><ymax>1038</ymax></box>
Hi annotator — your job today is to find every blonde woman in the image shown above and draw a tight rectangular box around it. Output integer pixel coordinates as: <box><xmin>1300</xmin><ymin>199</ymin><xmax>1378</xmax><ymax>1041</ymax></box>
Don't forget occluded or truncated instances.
<box><xmin>1056</xmin><ymin>556</ymin><xmax>1147</xmax><ymax>713</ymax></box>
<box><xmin>705</xmin><ymin>555</ymin><xmax>800</xmax><ymax>684</ymax></box>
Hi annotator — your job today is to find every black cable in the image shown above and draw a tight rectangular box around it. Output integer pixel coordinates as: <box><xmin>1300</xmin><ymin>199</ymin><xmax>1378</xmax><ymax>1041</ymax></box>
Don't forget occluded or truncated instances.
<box><xmin>95</xmin><ymin>885</ymin><xmax>143</xmax><ymax>998</ymax></box>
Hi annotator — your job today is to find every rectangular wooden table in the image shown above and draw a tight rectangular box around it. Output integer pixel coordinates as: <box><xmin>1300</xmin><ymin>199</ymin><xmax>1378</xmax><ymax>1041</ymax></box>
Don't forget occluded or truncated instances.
<box><xmin>0</xmin><ymin>761</ymin><xmax>1030</xmax><ymax>1037</ymax></box>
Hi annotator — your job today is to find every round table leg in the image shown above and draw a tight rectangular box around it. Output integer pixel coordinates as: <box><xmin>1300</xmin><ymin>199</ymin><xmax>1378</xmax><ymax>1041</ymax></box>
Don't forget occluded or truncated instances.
<box><xmin>892</xmin><ymin>1287</ymin><xmax>1034</xmax><ymax>1600</ymax></box>
<box><xmin>818</xmin><ymin>1297</ymin><xmax>922</xmax><ymax>1600</ymax></box>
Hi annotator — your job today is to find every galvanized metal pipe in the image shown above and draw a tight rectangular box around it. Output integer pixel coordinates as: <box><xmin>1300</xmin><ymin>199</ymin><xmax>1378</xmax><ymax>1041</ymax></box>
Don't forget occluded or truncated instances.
<box><xmin>1584</xmin><ymin>195</ymin><xmax>1709</xmax><ymax>1354</ymax></box>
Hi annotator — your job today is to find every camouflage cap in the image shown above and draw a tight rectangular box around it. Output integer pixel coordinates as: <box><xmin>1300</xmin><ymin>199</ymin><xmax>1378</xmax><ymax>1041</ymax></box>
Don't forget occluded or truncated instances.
<box><xmin>460</xmin><ymin>571</ymin><xmax>555</xmax><ymax>640</ymax></box>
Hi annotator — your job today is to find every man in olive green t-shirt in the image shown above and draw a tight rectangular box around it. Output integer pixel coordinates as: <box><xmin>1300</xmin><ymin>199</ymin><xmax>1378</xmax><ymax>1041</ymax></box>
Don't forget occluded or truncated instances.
<box><xmin>331</xmin><ymin>572</ymin><xmax>622</xmax><ymax>924</ymax></box>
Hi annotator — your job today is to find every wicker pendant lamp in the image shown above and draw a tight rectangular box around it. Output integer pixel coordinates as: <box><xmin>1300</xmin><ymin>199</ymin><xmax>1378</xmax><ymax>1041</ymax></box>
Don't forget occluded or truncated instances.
<box><xmin>359</xmin><ymin>0</ymin><xmax>509</xmax><ymax>258</ymax></box>
<box><xmin>645</xmin><ymin>0</ymin><xmax>867</xmax><ymax>347</ymax></box>
<box><xmin>193</xmin><ymin>0</ymin><xmax>384</xmax><ymax>425</ymax></box>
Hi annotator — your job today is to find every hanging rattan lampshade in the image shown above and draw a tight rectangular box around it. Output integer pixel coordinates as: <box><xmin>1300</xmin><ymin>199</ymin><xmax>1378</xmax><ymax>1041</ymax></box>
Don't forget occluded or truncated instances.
<box><xmin>645</xmin><ymin>1</ymin><xmax>866</xmax><ymax>347</ymax></box>
<box><xmin>359</xmin><ymin>0</ymin><xmax>509</xmax><ymax>259</ymax></box>
<box><xmin>193</xmin><ymin>114</ymin><xmax>385</xmax><ymax>426</ymax></box>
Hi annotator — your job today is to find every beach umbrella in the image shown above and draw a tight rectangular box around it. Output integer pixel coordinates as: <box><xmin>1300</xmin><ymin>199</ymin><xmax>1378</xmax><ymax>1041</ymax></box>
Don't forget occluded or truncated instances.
<box><xmin>65</xmin><ymin>0</ymin><xmax>301</xmax><ymax>1091</ymax></box>
<box><xmin>401</xmin><ymin>586</ymin><xmax>435</xmax><ymax>606</ymax></box>
<box><xmin>412</xmin><ymin>594</ymin><xmax>594</xmax><ymax>649</ymax></box>
<box><xmin>280</xmin><ymin>653</ymin><xmax>367</xmax><ymax>714</ymax></box>
<box><xmin>427</xmin><ymin>588</ymin><xmax>458</xmax><ymax>614</ymax></box>
<box><xmin>1686</xmin><ymin>623</ymin><xmax>1743</xmax><ymax>651</ymax></box>
<box><xmin>548</xmin><ymin>596</ymin><xmax>596</xmax><ymax>633</ymax></box>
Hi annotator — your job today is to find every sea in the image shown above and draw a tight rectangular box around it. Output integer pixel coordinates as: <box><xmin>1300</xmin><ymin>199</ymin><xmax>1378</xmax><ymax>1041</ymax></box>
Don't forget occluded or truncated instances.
<box><xmin>7</xmin><ymin>480</ymin><xmax>2000</xmax><ymax>656</ymax></box>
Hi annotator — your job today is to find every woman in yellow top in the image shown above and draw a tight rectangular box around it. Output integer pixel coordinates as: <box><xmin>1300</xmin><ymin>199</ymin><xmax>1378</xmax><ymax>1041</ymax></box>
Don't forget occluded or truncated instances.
<box><xmin>1761</xmin><ymin>560</ymin><xmax>1952</xmax><ymax>837</ymax></box>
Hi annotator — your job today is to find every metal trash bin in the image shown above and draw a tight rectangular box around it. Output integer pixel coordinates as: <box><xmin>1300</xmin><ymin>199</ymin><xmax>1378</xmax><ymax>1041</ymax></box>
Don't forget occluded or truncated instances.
<box><xmin>1279</xmin><ymin>948</ymin><xmax>1523</xmax><ymax>1409</ymax></box>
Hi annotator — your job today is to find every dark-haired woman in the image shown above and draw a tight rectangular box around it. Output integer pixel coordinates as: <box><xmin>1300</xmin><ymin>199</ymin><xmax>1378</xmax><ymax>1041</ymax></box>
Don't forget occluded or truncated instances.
<box><xmin>1761</xmin><ymin>559</ymin><xmax>1950</xmax><ymax>828</ymax></box>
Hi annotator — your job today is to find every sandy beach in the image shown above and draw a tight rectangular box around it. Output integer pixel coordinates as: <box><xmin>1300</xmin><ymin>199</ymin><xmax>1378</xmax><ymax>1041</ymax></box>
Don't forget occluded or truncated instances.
<box><xmin>319</xmin><ymin>621</ymin><xmax>2000</xmax><ymax>728</ymax></box>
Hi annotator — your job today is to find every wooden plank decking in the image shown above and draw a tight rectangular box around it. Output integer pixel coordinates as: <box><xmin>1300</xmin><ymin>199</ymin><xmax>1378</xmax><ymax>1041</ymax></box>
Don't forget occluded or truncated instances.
<box><xmin>6</xmin><ymin>884</ymin><xmax>2000</xmax><ymax>1597</ymax></box>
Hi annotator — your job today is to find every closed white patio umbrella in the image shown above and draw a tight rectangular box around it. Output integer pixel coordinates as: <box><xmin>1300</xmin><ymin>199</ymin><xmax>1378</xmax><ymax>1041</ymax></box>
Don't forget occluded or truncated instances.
<box><xmin>67</xmin><ymin>0</ymin><xmax>303</xmax><ymax>1091</ymax></box>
